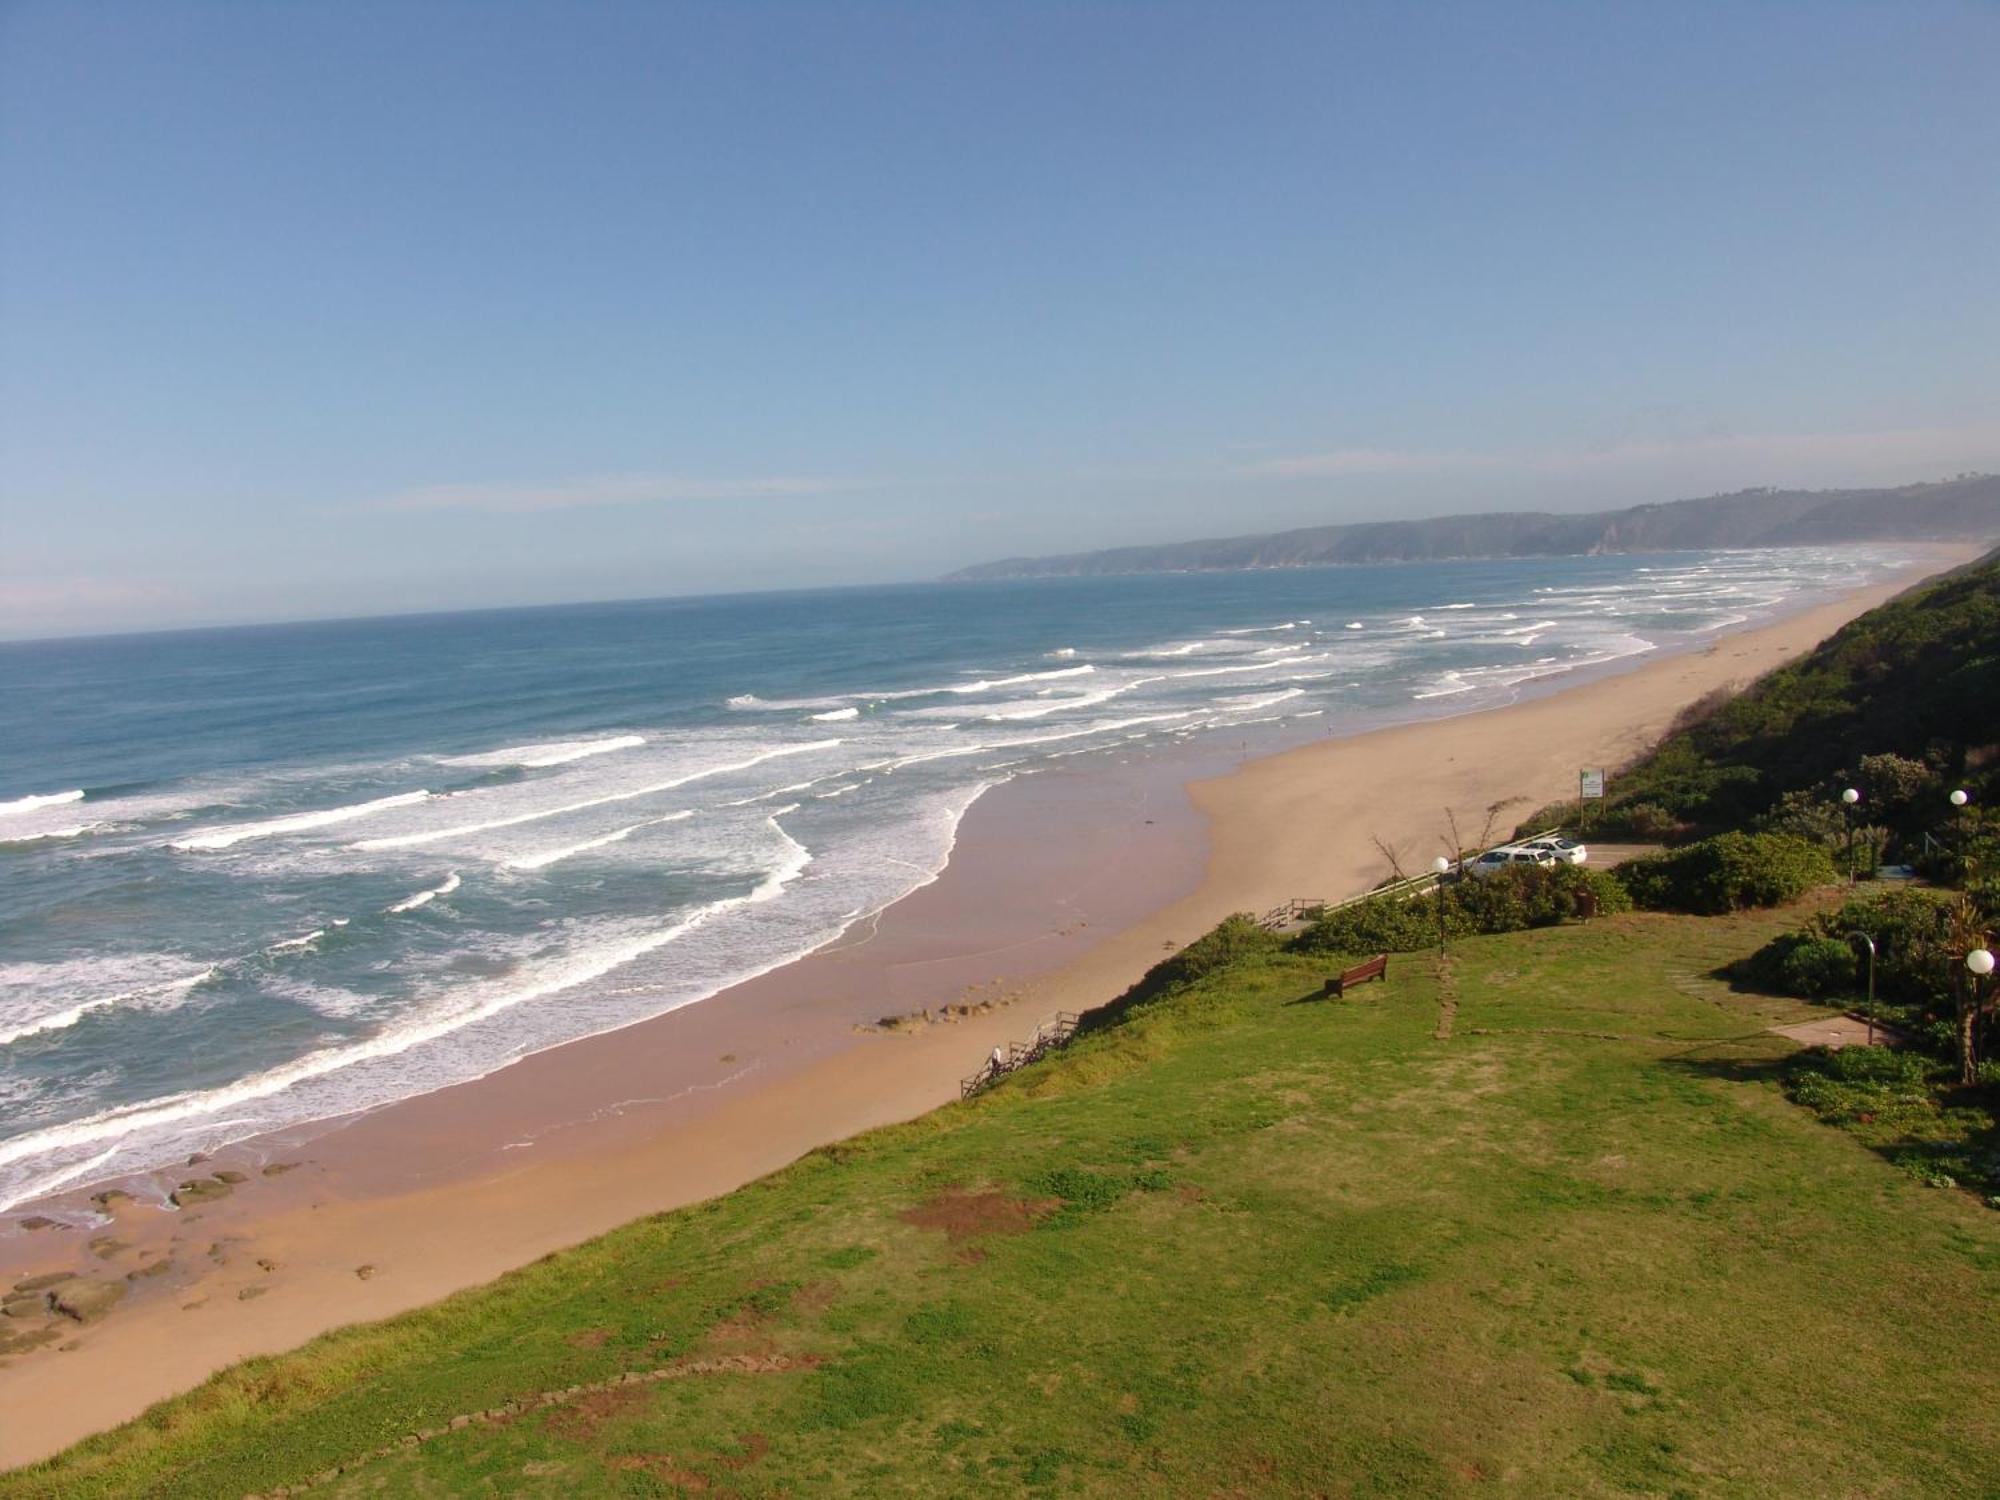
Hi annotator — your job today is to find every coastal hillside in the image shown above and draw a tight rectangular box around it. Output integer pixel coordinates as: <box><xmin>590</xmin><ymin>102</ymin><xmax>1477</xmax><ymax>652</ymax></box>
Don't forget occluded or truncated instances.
<box><xmin>947</xmin><ymin>473</ymin><xmax>2000</xmax><ymax>579</ymax></box>
<box><xmin>12</xmin><ymin>561</ymin><xmax>2000</xmax><ymax>1495</ymax></box>
<box><xmin>1531</xmin><ymin>546</ymin><xmax>2000</xmax><ymax>836</ymax></box>
<box><xmin>9</xmin><ymin>906</ymin><xmax>1999</xmax><ymax>1498</ymax></box>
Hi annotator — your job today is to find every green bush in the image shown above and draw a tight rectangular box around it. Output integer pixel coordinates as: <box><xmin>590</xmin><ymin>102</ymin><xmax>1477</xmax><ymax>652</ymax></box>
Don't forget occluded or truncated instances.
<box><xmin>1292</xmin><ymin>864</ymin><xmax>1626</xmax><ymax>960</ymax></box>
<box><xmin>1618</xmin><ymin>832</ymin><xmax>1836</xmax><ymax>915</ymax></box>
<box><xmin>1611</xmin><ymin>802</ymin><xmax>1683</xmax><ymax>840</ymax></box>
<box><xmin>1856</xmin><ymin>752</ymin><xmax>1941</xmax><ymax>824</ymax></box>
<box><xmin>1736</xmin><ymin>886</ymin><xmax>1982</xmax><ymax>1038</ymax></box>
<box><xmin>1757</xmin><ymin>788</ymin><xmax>1849</xmax><ymax>848</ymax></box>
<box><xmin>1743</xmin><ymin>933</ymin><xmax>1858</xmax><ymax>999</ymax></box>
<box><xmin>1290</xmin><ymin>891</ymin><xmax>1442</xmax><ymax>958</ymax></box>
<box><xmin>1818</xmin><ymin>1043</ymin><xmax>1929</xmax><ymax>1085</ymax></box>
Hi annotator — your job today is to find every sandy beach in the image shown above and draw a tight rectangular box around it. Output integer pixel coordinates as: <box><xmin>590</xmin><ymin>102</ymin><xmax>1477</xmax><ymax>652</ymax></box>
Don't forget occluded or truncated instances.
<box><xmin>0</xmin><ymin>546</ymin><xmax>1977</xmax><ymax>1470</ymax></box>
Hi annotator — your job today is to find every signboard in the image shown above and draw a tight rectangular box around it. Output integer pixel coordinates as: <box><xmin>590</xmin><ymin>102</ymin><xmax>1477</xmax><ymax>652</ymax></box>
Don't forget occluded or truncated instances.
<box><xmin>1579</xmin><ymin>768</ymin><xmax>1605</xmax><ymax>800</ymax></box>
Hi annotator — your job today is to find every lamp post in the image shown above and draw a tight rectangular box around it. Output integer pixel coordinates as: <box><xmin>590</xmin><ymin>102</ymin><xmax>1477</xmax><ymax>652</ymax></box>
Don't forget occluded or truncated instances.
<box><xmin>1951</xmin><ymin>789</ymin><xmax>1972</xmax><ymax>883</ymax></box>
<box><xmin>1969</xmin><ymin>948</ymin><xmax>1995</xmax><ymax>1082</ymax></box>
<box><xmin>1842</xmin><ymin>787</ymin><xmax>1861</xmax><ymax>883</ymax></box>
<box><xmin>1846</xmin><ymin>931</ymin><xmax>1877</xmax><ymax>1046</ymax></box>
<box><xmin>1432</xmin><ymin>857</ymin><xmax>1451</xmax><ymax>958</ymax></box>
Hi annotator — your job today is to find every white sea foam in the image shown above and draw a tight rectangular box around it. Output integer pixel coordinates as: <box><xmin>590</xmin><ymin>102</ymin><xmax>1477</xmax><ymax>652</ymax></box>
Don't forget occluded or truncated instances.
<box><xmin>0</xmin><ymin>811</ymin><xmax>819</xmax><ymax>1212</ymax></box>
<box><xmin>0</xmin><ymin>969</ymin><xmax>213</xmax><ymax>1049</ymax></box>
<box><xmin>1217</xmin><ymin>688</ymin><xmax>1306</xmax><ymax>713</ymax></box>
<box><xmin>1047</xmin><ymin>647</ymin><xmax>1077</xmax><ymax>658</ymax></box>
<box><xmin>977</xmin><ymin>680</ymin><xmax>1158</xmax><ymax>721</ymax></box>
<box><xmin>171</xmin><ymin>791</ymin><xmax>433</xmax><ymax>852</ymax></box>
<box><xmin>354</xmin><ymin>742</ymin><xmax>840</xmax><ymax>850</ymax></box>
<box><xmin>884</xmin><ymin>709</ymin><xmax>1202</xmax><ymax>770</ymax></box>
<box><xmin>1411</xmin><ymin>635</ymin><xmax>1656</xmax><ymax>701</ymax></box>
<box><xmin>726</xmin><ymin>693</ymin><xmax>848</xmax><ymax>712</ymax></box>
<box><xmin>505</xmin><ymin>810</ymin><xmax>694</xmax><ymax>871</ymax></box>
<box><xmin>1169</xmin><ymin>653</ymin><xmax>1314</xmax><ymax>680</ymax></box>
<box><xmin>0</xmin><ymin>789</ymin><xmax>84</xmax><ymax>818</ymax></box>
<box><xmin>810</xmin><ymin>707</ymin><xmax>860</xmax><ymax>721</ymax></box>
<box><xmin>1</xmin><ymin>823</ymin><xmax>101</xmax><ymax>844</ymax></box>
<box><xmin>386</xmin><ymin>872</ymin><xmax>461</xmax><ymax>913</ymax></box>
<box><xmin>439</xmin><ymin>735</ymin><xmax>646</xmax><ymax>769</ymax></box>
<box><xmin>268</xmin><ymin>930</ymin><xmax>324</xmax><ymax>953</ymax></box>
<box><xmin>719</xmin><ymin>776</ymin><xmax>840</xmax><ymax>807</ymax></box>
<box><xmin>1216</xmin><ymin>621</ymin><xmax>1304</xmax><ymax>635</ymax></box>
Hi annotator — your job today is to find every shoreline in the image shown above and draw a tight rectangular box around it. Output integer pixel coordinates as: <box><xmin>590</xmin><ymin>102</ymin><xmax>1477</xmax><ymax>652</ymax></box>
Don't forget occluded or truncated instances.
<box><xmin>0</xmin><ymin>545</ymin><xmax>1976</xmax><ymax>1469</ymax></box>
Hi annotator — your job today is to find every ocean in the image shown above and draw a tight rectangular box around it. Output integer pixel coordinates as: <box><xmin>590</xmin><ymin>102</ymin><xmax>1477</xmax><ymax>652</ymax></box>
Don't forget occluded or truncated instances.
<box><xmin>0</xmin><ymin>547</ymin><xmax>1906</xmax><ymax>1212</ymax></box>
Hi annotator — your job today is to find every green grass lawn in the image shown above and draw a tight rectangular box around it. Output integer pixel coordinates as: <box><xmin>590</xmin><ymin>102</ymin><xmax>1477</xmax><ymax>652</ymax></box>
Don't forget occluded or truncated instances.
<box><xmin>12</xmin><ymin>906</ymin><xmax>2000</xmax><ymax>1499</ymax></box>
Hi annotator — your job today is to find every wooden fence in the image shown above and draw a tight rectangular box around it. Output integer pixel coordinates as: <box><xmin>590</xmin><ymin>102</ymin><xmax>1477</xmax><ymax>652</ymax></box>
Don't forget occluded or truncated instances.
<box><xmin>959</xmin><ymin>1011</ymin><xmax>1082</xmax><ymax>1099</ymax></box>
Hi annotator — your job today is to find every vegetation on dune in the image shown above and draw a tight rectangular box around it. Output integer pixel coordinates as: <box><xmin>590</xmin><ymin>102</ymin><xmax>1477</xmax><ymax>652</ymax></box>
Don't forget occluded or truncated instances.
<box><xmin>1291</xmin><ymin>862</ymin><xmax>1627</xmax><ymax>960</ymax></box>
<box><xmin>1521</xmin><ymin>550</ymin><xmax>2000</xmax><ymax>849</ymax></box>
<box><xmin>10</xmin><ymin>907</ymin><xmax>2000</xmax><ymax>1499</ymax></box>
<box><xmin>1617</xmin><ymin>831</ymin><xmax>1836</xmax><ymax>915</ymax></box>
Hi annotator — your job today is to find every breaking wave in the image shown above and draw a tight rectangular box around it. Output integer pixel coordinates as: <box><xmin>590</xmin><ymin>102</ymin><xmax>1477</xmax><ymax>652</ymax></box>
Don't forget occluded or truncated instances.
<box><xmin>170</xmin><ymin>791</ymin><xmax>433</xmax><ymax>852</ymax></box>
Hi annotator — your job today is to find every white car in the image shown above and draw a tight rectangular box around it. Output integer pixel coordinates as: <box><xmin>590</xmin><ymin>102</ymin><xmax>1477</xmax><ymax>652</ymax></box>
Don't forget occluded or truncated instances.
<box><xmin>1468</xmin><ymin>847</ymin><xmax>1560</xmax><ymax>879</ymax></box>
<box><xmin>1518</xmin><ymin>835</ymin><xmax>1589</xmax><ymax>866</ymax></box>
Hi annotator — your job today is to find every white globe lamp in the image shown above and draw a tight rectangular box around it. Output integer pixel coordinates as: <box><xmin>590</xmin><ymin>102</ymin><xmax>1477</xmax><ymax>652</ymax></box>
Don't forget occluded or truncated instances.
<box><xmin>1968</xmin><ymin>949</ymin><xmax>1995</xmax><ymax>978</ymax></box>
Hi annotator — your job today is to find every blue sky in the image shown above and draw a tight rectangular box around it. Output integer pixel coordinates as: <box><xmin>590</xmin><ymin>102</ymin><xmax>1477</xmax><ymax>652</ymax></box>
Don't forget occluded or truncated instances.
<box><xmin>2</xmin><ymin>0</ymin><xmax>1995</xmax><ymax>637</ymax></box>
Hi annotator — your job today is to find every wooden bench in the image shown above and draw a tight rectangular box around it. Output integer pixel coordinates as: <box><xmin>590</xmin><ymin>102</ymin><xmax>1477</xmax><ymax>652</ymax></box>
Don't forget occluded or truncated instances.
<box><xmin>1324</xmin><ymin>953</ymin><xmax>1389</xmax><ymax>997</ymax></box>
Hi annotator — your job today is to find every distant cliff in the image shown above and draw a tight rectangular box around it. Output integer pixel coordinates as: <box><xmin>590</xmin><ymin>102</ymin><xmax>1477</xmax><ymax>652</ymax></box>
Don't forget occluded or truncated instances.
<box><xmin>945</xmin><ymin>475</ymin><xmax>2000</xmax><ymax>581</ymax></box>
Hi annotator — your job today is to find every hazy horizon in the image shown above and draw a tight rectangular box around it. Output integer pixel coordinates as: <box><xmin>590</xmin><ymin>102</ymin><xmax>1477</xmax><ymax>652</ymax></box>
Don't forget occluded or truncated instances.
<box><xmin>4</xmin><ymin>1</ymin><xmax>1996</xmax><ymax>638</ymax></box>
<box><xmin>0</xmin><ymin>470</ymin><xmax>1986</xmax><ymax>645</ymax></box>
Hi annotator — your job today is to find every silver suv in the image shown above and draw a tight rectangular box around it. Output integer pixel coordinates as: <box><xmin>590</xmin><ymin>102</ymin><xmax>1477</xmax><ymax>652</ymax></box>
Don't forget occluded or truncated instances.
<box><xmin>1468</xmin><ymin>847</ymin><xmax>1560</xmax><ymax>879</ymax></box>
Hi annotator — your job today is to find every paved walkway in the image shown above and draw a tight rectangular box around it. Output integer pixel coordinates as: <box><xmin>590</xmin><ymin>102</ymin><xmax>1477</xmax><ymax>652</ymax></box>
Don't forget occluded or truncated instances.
<box><xmin>1768</xmin><ymin>1014</ymin><xmax>1906</xmax><ymax>1049</ymax></box>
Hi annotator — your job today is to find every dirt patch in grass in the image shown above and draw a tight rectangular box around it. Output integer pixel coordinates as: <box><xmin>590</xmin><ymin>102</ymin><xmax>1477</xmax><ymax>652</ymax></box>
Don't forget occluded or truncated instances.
<box><xmin>791</xmin><ymin>1280</ymin><xmax>839</xmax><ymax>1316</ymax></box>
<box><xmin>606</xmin><ymin>1451</ymin><xmax>714</xmax><ymax>1490</ymax></box>
<box><xmin>564</xmin><ymin>1328</ymin><xmax>612</xmax><ymax>1350</ymax></box>
<box><xmin>899</xmin><ymin>1187</ymin><xmax>1058</xmax><ymax>1241</ymax></box>
<box><xmin>545</xmin><ymin>1384</ymin><xmax>648</xmax><ymax>1444</ymax></box>
<box><xmin>704</xmin><ymin>1307</ymin><xmax>779</xmax><ymax>1357</ymax></box>
<box><xmin>719</xmin><ymin>1432</ymin><xmax>770</xmax><ymax>1469</ymax></box>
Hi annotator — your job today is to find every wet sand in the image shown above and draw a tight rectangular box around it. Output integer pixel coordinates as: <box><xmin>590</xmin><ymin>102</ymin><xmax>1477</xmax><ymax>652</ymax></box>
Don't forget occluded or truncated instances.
<box><xmin>0</xmin><ymin>545</ymin><xmax>1976</xmax><ymax>1469</ymax></box>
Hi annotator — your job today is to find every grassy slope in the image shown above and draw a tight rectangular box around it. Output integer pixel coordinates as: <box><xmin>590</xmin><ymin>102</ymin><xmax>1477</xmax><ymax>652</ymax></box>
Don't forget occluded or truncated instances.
<box><xmin>12</xmin><ymin>908</ymin><xmax>2000</xmax><ymax>1499</ymax></box>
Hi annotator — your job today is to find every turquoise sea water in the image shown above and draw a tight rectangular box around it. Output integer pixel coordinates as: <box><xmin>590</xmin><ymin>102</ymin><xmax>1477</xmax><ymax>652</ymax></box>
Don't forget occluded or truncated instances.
<box><xmin>0</xmin><ymin>548</ymin><xmax>1903</xmax><ymax>1210</ymax></box>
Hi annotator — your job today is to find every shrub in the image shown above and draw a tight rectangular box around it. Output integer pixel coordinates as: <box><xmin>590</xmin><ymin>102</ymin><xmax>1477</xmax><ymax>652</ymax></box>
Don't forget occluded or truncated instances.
<box><xmin>1783</xmin><ymin>936</ymin><xmax>1860</xmax><ymax>998</ymax></box>
<box><xmin>1611</xmin><ymin>802</ymin><xmax>1682</xmax><ymax>840</ymax></box>
<box><xmin>1291</xmin><ymin>892</ymin><xmax>1442</xmax><ymax>958</ymax></box>
<box><xmin>1856</xmin><ymin>752</ymin><xmax>1940</xmax><ymax>824</ymax></box>
<box><xmin>1617</xmin><ymin>832</ymin><xmax>1836</xmax><ymax>914</ymax></box>
<box><xmin>1737</xmin><ymin>886</ymin><xmax>1972</xmax><ymax>1032</ymax></box>
<box><xmin>1818</xmin><ymin>1043</ymin><xmax>1929</xmax><ymax>1085</ymax></box>
<box><xmin>1758</xmin><ymin>788</ymin><xmax>1849</xmax><ymax>848</ymax></box>
<box><xmin>1292</xmin><ymin>864</ymin><xmax>1626</xmax><ymax>959</ymax></box>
